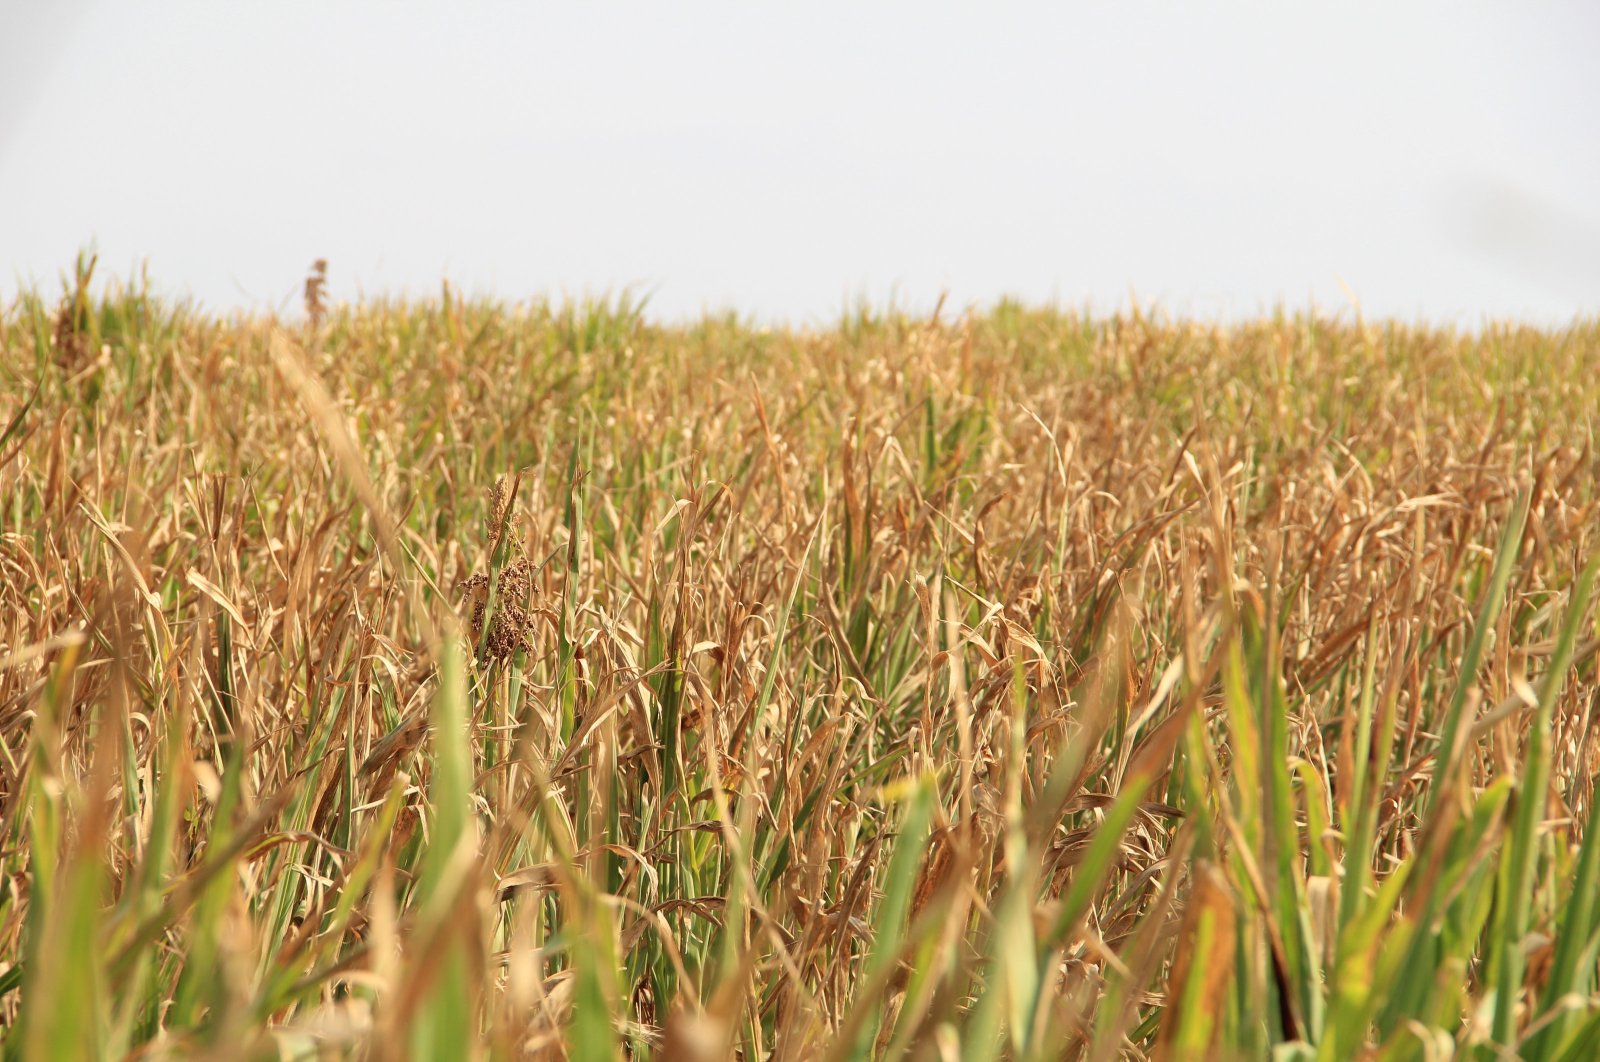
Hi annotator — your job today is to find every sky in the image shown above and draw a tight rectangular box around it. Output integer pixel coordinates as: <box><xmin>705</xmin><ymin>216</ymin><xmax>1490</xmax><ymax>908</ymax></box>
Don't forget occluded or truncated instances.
<box><xmin>2</xmin><ymin>1</ymin><xmax>1598</xmax><ymax>326</ymax></box>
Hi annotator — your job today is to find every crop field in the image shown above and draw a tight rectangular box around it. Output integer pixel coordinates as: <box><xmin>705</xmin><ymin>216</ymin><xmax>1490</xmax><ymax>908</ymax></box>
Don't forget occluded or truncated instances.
<box><xmin>1</xmin><ymin>266</ymin><xmax>1598</xmax><ymax>1059</ymax></box>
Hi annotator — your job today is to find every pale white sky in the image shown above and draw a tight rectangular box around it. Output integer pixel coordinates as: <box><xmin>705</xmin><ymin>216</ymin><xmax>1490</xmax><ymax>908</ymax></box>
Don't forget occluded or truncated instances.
<box><xmin>2</xmin><ymin>2</ymin><xmax>1598</xmax><ymax>325</ymax></box>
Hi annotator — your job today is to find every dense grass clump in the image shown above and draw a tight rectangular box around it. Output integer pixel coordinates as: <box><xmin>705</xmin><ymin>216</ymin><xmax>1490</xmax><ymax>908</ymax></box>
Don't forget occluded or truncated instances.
<box><xmin>1</xmin><ymin>270</ymin><xmax>1598</xmax><ymax>1058</ymax></box>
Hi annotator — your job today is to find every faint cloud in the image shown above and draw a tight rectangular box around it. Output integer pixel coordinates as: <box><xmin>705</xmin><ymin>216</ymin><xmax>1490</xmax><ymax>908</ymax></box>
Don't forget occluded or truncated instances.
<box><xmin>0</xmin><ymin>0</ymin><xmax>94</xmax><ymax>163</ymax></box>
<box><xmin>1445</xmin><ymin>177</ymin><xmax>1600</xmax><ymax>304</ymax></box>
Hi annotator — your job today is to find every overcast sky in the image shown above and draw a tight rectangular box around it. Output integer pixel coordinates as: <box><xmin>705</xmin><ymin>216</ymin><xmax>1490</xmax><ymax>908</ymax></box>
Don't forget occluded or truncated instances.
<box><xmin>2</xmin><ymin>1</ymin><xmax>1598</xmax><ymax>325</ymax></box>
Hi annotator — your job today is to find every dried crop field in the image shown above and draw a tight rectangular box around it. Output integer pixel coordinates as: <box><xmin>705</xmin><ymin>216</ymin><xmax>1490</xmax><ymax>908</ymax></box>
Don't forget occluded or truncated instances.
<box><xmin>2</xmin><ymin>270</ymin><xmax>1598</xmax><ymax>1059</ymax></box>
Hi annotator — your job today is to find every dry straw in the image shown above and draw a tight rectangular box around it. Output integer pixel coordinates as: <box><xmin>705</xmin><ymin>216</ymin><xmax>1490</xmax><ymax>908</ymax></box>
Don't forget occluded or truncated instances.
<box><xmin>0</xmin><ymin>277</ymin><xmax>1597</xmax><ymax>1058</ymax></box>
